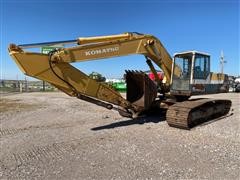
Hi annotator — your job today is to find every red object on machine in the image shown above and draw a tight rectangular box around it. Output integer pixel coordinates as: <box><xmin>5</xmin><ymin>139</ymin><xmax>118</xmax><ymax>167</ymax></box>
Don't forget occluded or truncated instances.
<box><xmin>148</xmin><ymin>72</ymin><xmax>164</xmax><ymax>81</ymax></box>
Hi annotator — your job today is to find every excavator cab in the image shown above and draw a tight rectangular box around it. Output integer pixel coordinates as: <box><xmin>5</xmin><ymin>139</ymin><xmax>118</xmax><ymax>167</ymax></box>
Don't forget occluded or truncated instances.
<box><xmin>170</xmin><ymin>51</ymin><xmax>211</xmax><ymax>100</ymax></box>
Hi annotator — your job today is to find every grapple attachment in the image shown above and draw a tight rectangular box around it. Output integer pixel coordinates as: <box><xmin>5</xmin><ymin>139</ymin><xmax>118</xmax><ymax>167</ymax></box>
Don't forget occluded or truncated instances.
<box><xmin>125</xmin><ymin>70</ymin><xmax>157</xmax><ymax>112</ymax></box>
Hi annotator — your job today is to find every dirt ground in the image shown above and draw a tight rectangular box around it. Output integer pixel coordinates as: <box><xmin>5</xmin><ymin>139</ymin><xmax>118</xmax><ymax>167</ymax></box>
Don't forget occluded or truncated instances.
<box><xmin>0</xmin><ymin>92</ymin><xmax>239</xmax><ymax>179</ymax></box>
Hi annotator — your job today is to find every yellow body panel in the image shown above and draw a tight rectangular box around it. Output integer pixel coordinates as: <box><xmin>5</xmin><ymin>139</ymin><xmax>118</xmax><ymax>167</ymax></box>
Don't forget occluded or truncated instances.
<box><xmin>8</xmin><ymin>33</ymin><xmax>174</xmax><ymax>114</ymax></box>
<box><xmin>9</xmin><ymin>46</ymin><xmax>131</xmax><ymax>109</ymax></box>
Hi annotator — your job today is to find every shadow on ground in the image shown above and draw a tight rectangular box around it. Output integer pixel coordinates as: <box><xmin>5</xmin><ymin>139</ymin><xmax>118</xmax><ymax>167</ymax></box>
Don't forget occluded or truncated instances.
<box><xmin>91</xmin><ymin>110</ymin><xmax>167</xmax><ymax>131</ymax></box>
<box><xmin>92</xmin><ymin>107</ymin><xmax>234</xmax><ymax>131</ymax></box>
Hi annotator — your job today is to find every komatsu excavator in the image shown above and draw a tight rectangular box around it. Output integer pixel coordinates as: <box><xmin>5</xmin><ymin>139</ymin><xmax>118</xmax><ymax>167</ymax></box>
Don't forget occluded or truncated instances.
<box><xmin>8</xmin><ymin>32</ymin><xmax>231</xmax><ymax>129</ymax></box>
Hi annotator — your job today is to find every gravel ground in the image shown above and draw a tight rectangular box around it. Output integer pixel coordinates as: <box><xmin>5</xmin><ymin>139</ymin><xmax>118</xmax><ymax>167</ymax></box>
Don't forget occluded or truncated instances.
<box><xmin>0</xmin><ymin>92</ymin><xmax>239</xmax><ymax>179</ymax></box>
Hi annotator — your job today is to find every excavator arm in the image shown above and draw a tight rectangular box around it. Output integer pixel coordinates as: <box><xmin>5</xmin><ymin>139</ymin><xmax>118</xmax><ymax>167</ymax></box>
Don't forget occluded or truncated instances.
<box><xmin>8</xmin><ymin>32</ymin><xmax>173</xmax><ymax>117</ymax></box>
<box><xmin>50</xmin><ymin>32</ymin><xmax>172</xmax><ymax>83</ymax></box>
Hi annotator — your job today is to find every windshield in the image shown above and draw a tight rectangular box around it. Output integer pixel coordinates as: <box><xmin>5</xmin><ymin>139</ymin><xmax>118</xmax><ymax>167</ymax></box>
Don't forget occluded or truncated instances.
<box><xmin>173</xmin><ymin>56</ymin><xmax>192</xmax><ymax>80</ymax></box>
<box><xmin>171</xmin><ymin>54</ymin><xmax>192</xmax><ymax>91</ymax></box>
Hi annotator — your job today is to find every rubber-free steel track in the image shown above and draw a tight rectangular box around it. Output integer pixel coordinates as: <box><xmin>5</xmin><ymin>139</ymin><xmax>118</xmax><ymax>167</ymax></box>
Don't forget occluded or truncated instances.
<box><xmin>166</xmin><ymin>98</ymin><xmax>232</xmax><ymax>129</ymax></box>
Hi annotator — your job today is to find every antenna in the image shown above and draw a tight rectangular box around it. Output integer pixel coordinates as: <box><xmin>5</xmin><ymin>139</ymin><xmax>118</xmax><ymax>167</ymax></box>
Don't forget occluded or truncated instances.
<box><xmin>220</xmin><ymin>50</ymin><xmax>227</xmax><ymax>74</ymax></box>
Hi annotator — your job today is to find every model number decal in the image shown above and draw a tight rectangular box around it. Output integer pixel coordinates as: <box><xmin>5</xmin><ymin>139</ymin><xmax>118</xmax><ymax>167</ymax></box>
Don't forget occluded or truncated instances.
<box><xmin>85</xmin><ymin>47</ymin><xmax>119</xmax><ymax>56</ymax></box>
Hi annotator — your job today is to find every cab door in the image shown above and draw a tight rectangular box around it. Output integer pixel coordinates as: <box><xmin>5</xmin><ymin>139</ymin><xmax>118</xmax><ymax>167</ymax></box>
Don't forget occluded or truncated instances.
<box><xmin>171</xmin><ymin>55</ymin><xmax>192</xmax><ymax>95</ymax></box>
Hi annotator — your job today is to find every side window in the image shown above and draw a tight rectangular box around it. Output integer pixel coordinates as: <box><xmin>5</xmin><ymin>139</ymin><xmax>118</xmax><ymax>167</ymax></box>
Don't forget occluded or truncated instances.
<box><xmin>194</xmin><ymin>55</ymin><xmax>210</xmax><ymax>79</ymax></box>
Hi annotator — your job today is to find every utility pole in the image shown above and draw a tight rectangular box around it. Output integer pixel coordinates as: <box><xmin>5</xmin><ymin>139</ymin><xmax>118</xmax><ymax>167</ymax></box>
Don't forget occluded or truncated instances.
<box><xmin>43</xmin><ymin>80</ymin><xmax>45</xmax><ymax>91</ymax></box>
<box><xmin>220</xmin><ymin>50</ymin><xmax>227</xmax><ymax>74</ymax></box>
<box><xmin>25</xmin><ymin>76</ymin><xmax>28</xmax><ymax>92</ymax></box>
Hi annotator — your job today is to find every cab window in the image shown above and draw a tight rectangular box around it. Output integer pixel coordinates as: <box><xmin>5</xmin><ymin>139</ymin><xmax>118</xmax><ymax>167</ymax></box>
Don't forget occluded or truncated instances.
<box><xmin>194</xmin><ymin>55</ymin><xmax>210</xmax><ymax>79</ymax></box>
<box><xmin>173</xmin><ymin>56</ymin><xmax>191</xmax><ymax>80</ymax></box>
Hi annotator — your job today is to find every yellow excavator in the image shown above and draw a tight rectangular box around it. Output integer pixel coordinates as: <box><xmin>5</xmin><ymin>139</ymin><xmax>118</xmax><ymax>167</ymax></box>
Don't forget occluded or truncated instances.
<box><xmin>8</xmin><ymin>32</ymin><xmax>231</xmax><ymax>129</ymax></box>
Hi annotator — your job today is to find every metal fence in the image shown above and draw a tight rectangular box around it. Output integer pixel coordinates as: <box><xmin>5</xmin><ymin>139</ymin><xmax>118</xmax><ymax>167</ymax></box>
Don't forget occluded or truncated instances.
<box><xmin>0</xmin><ymin>80</ymin><xmax>57</xmax><ymax>93</ymax></box>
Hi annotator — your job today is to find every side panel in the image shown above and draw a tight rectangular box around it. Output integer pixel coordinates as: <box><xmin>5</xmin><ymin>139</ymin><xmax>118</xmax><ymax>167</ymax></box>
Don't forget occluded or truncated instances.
<box><xmin>191</xmin><ymin>73</ymin><xmax>229</xmax><ymax>95</ymax></box>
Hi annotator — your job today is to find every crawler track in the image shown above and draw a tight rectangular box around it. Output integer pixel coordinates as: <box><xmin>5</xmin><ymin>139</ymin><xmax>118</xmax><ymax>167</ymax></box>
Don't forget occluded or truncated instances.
<box><xmin>166</xmin><ymin>99</ymin><xmax>232</xmax><ymax>129</ymax></box>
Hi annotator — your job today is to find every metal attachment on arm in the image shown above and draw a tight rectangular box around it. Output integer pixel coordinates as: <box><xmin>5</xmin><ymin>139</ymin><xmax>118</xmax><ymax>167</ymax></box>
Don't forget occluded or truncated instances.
<box><xmin>18</xmin><ymin>39</ymin><xmax>78</xmax><ymax>49</ymax></box>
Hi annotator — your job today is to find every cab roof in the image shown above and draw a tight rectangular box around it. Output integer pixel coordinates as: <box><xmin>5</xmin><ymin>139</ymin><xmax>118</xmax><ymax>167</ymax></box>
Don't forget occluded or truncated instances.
<box><xmin>174</xmin><ymin>50</ymin><xmax>210</xmax><ymax>57</ymax></box>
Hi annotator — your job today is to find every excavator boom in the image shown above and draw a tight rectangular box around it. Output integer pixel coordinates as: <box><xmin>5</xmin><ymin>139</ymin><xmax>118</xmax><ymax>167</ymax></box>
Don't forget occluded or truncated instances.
<box><xmin>9</xmin><ymin>32</ymin><xmax>173</xmax><ymax>116</ymax></box>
